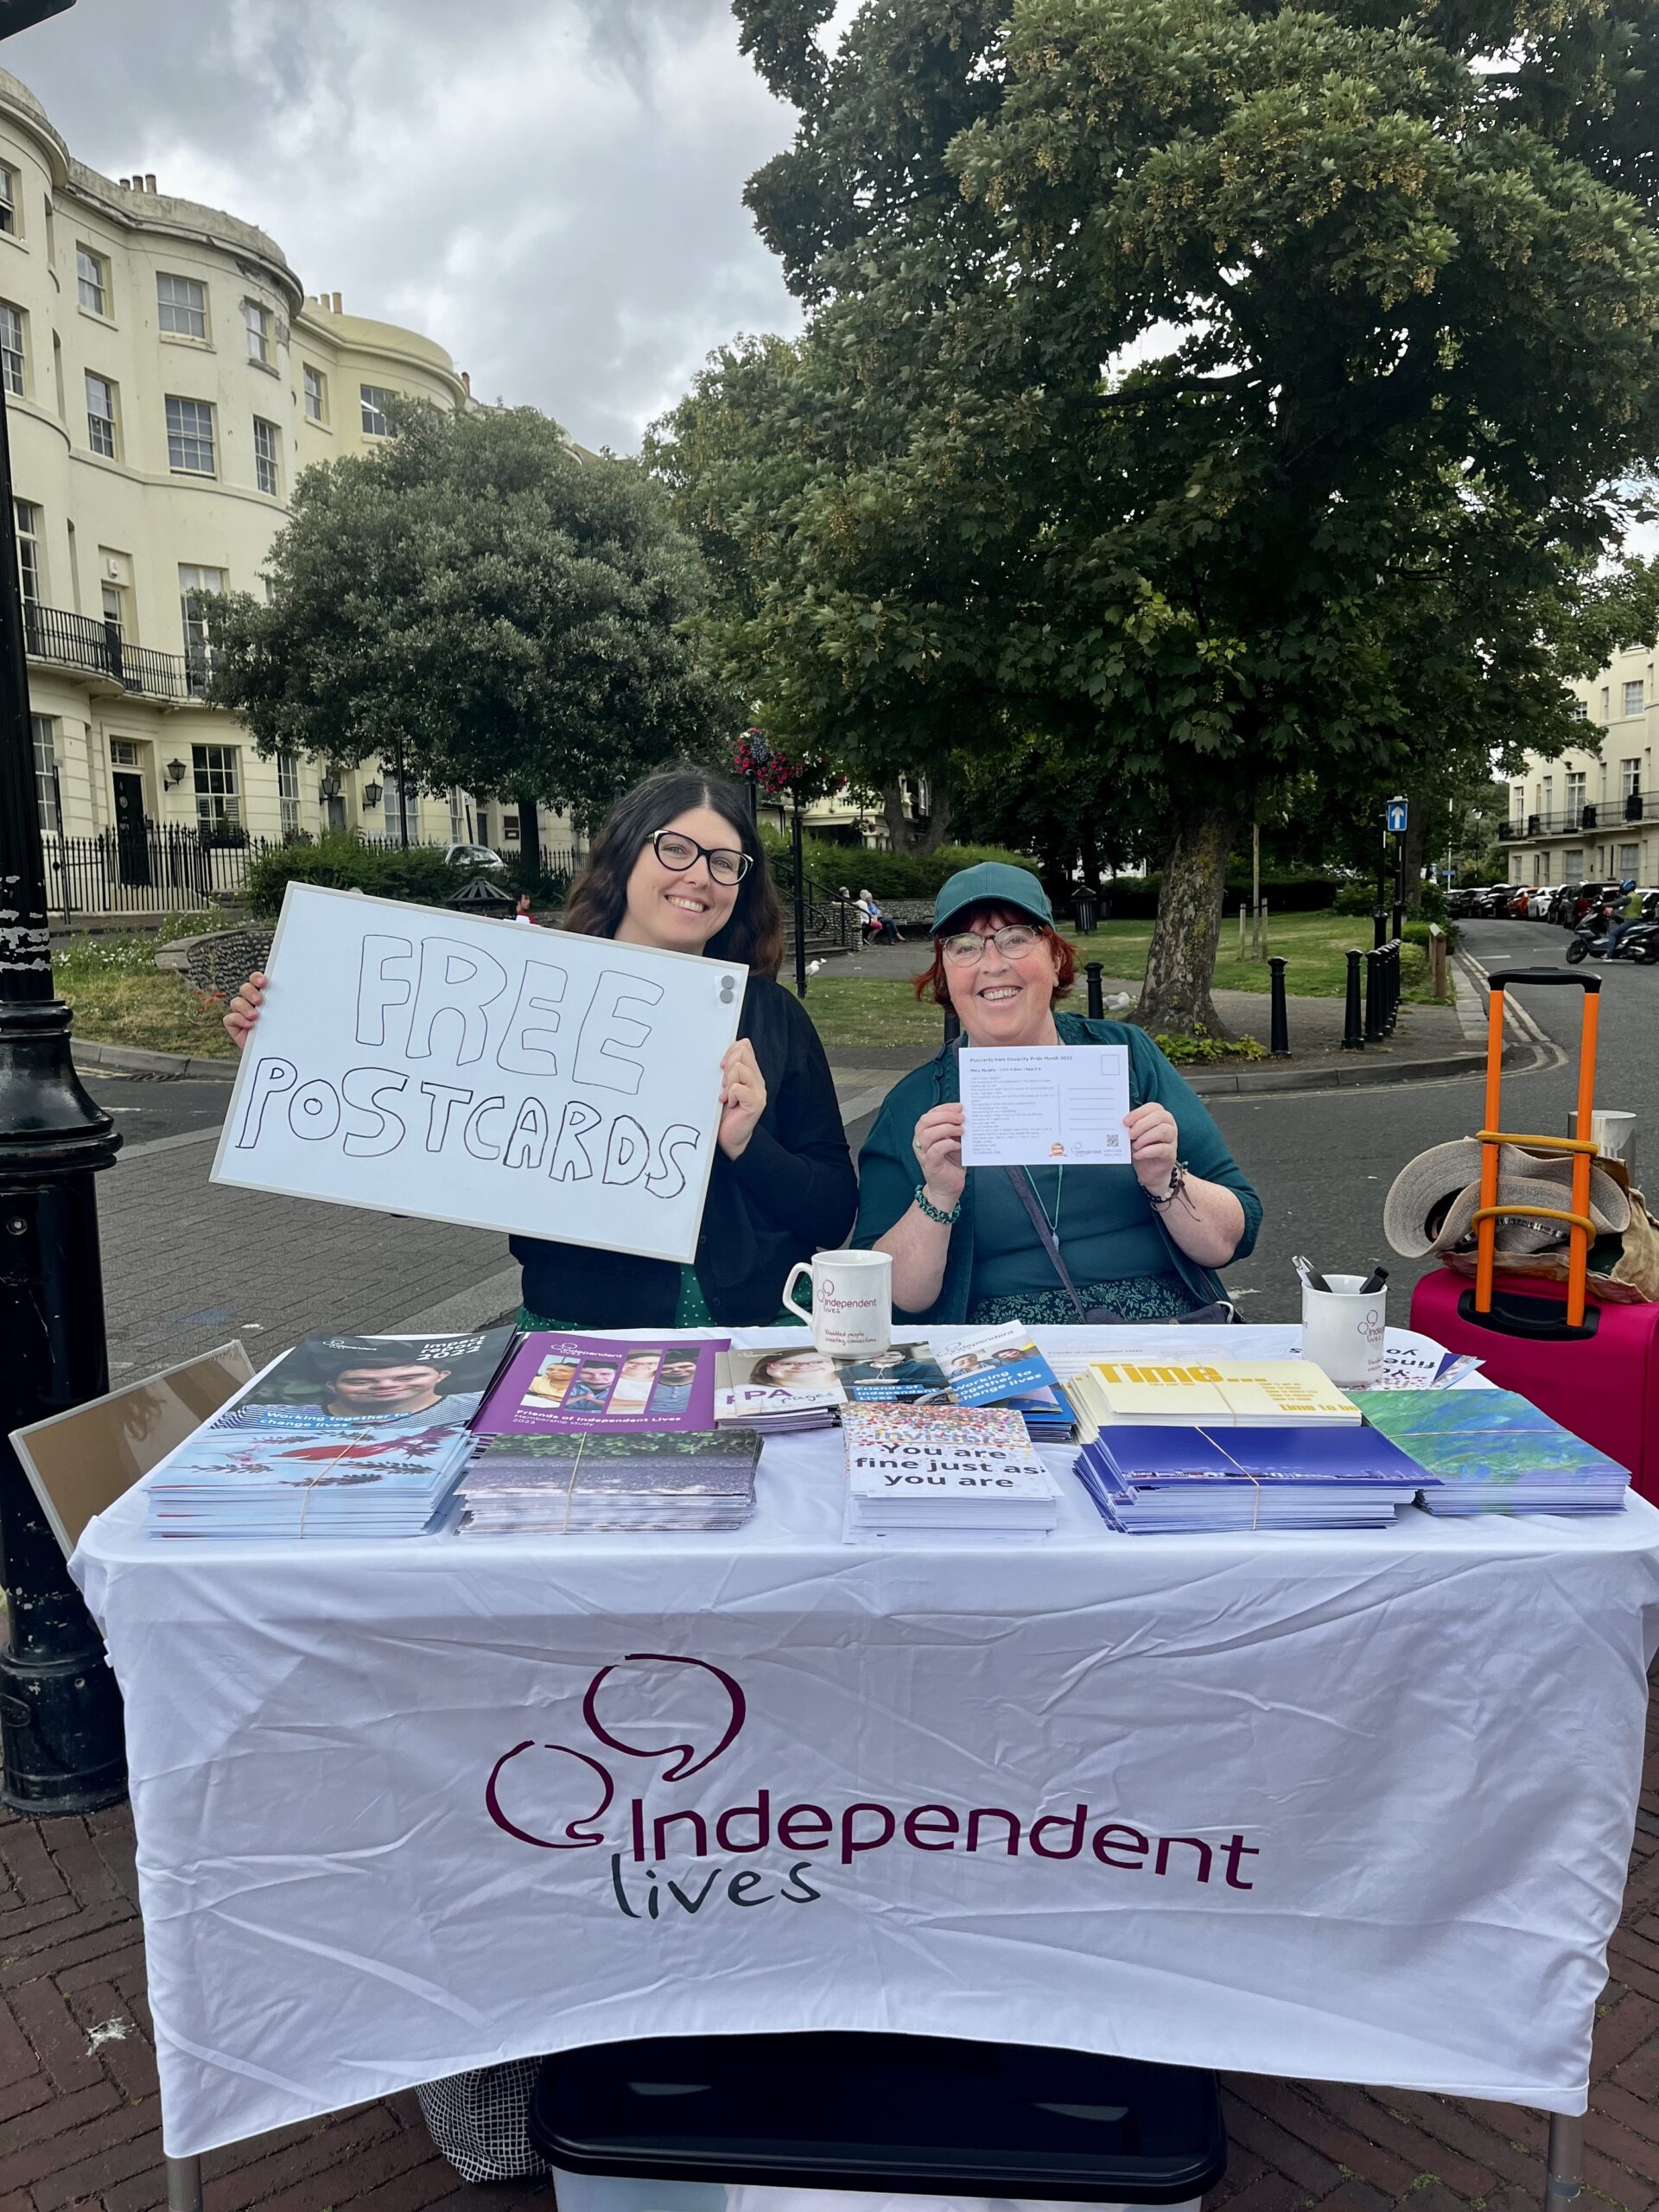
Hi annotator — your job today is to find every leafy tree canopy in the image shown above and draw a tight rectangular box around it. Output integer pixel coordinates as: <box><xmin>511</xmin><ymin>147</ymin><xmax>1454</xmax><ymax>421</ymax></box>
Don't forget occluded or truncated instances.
<box><xmin>650</xmin><ymin>0</ymin><xmax>1659</xmax><ymax>1027</ymax></box>
<box><xmin>211</xmin><ymin>400</ymin><xmax>728</xmax><ymax>860</ymax></box>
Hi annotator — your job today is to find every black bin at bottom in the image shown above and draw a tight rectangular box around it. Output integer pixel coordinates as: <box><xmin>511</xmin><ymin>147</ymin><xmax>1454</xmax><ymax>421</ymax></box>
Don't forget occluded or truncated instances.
<box><xmin>529</xmin><ymin>2032</ymin><xmax>1225</xmax><ymax>2204</ymax></box>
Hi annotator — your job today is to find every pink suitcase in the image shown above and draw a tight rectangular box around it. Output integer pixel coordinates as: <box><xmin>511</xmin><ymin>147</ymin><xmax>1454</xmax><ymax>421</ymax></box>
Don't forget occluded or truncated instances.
<box><xmin>1408</xmin><ymin>967</ymin><xmax>1659</xmax><ymax>1503</ymax></box>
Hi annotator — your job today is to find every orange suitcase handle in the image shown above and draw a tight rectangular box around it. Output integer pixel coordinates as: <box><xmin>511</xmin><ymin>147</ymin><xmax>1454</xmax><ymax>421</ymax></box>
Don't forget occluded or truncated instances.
<box><xmin>1479</xmin><ymin>970</ymin><xmax>1600</xmax><ymax>1327</ymax></box>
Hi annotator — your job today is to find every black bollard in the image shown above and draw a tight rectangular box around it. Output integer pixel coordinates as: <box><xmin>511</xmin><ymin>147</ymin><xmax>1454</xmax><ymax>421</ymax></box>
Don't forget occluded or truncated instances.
<box><xmin>1373</xmin><ymin>908</ymin><xmax>1387</xmax><ymax>950</ymax></box>
<box><xmin>1342</xmin><ymin>949</ymin><xmax>1363</xmax><ymax>1049</ymax></box>
<box><xmin>944</xmin><ymin>1006</ymin><xmax>960</xmax><ymax>1044</ymax></box>
<box><xmin>1086</xmin><ymin>961</ymin><xmax>1104</xmax><ymax>1020</ymax></box>
<box><xmin>1363</xmin><ymin>949</ymin><xmax>1384</xmax><ymax>1042</ymax></box>
<box><xmin>1391</xmin><ymin>902</ymin><xmax>1404</xmax><ymax>944</ymax></box>
<box><xmin>1384</xmin><ymin>942</ymin><xmax>1400</xmax><ymax>1033</ymax></box>
<box><xmin>1268</xmin><ymin>956</ymin><xmax>1289</xmax><ymax>1056</ymax></box>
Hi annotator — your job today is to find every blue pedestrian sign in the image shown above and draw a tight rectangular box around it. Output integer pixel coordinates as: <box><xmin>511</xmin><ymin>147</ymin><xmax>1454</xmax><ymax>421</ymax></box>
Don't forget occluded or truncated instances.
<box><xmin>1386</xmin><ymin>798</ymin><xmax>1408</xmax><ymax>834</ymax></box>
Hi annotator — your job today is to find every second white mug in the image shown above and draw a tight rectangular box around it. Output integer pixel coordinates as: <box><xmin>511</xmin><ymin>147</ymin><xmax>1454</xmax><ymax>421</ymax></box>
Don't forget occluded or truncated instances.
<box><xmin>781</xmin><ymin>1249</ymin><xmax>893</xmax><ymax>1357</ymax></box>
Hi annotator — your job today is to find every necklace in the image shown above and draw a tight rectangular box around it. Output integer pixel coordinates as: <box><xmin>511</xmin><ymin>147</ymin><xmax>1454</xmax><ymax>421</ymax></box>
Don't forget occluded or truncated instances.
<box><xmin>1023</xmin><ymin>1164</ymin><xmax>1064</xmax><ymax>1242</ymax></box>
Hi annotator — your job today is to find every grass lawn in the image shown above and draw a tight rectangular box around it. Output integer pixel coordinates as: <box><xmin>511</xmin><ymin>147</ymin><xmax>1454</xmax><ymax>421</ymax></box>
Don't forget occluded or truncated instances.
<box><xmin>53</xmin><ymin>918</ymin><xmax>238</xmax><ymax>1059</ymax></box>
<box><xmin>1067</xmin><ymin>911</ymin><xmax>1440</xmax><ymax>1001</ymax></box>
<box><xmin>804</xmin><ymin>910</ymin><xmax>1447</xmax><ymax>1054</ymax></box>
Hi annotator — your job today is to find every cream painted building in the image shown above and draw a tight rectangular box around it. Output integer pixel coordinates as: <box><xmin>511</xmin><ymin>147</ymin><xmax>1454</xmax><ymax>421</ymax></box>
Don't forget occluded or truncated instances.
<box><xmin>1498</xmin><ymin>644</ymin><xmax>1659</xmax><ymax>887</ymax></box>
<box><xmin>3</xmin><ymin>67</ymin><xmax>568</xmax><ymax>899</ymax></box>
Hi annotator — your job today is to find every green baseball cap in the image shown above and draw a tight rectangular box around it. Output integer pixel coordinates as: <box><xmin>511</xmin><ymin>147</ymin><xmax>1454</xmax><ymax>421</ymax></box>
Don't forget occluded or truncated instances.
<box><xmin>931</xmin><ymin>862</ymin><xmax>1053</xmax><ymax>937</ymax></box>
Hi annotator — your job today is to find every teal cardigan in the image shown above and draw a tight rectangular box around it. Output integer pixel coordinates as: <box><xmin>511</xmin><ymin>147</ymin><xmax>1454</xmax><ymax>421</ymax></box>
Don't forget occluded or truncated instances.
<box><xmin>852</xmin><ymin>1014</ymin><xmax>1263</xmax><ymax>1327</ymax></box>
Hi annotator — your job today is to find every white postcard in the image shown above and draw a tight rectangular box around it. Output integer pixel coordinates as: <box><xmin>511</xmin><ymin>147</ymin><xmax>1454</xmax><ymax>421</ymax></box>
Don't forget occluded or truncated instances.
<box><xmin>959</xmin><ymin>1045</ymin><xmax>1132</xmax><ymax>1168</ymax></box>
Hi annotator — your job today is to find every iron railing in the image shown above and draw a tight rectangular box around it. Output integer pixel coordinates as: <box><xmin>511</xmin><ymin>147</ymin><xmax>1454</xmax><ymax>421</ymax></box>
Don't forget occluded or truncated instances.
<box><xmin>24</xmin><ymin>601</ymin><xmax>192</xmax><ymax>702</ymax></box>
<box><xmin>1506</xmin><ymin>794</ymin><xmax>1655</xmax><ymax>841</ymax></box>
<box><xmin>41</xmin><ymin>824</ymin><xmax>275</xmax><ymax>918</ymax></box>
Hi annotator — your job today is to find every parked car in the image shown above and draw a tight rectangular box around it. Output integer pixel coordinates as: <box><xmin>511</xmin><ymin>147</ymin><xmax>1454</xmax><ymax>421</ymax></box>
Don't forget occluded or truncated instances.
<box><xmin>1548</xmin><ymin>883</ymin><xmax>1580</xmax><ymax>925</ymax></box>
<box><xmin>1468</xmin><ymin>884</ymin><xmax>1515</xmax><ymax>917</ymax></box>
<box><xmin>1526</xmin><ymin>887</ymin><xmax>1554</xmax><ymax>918</ymax></box>
<box><xmin>1444</xmin><ymin>887</ymin><xmax>1476</xmax><ymax>918</ymax></box>
<box><xmin>443</xmin><ymin>842</ymin><xmax>506</xmax><ymax>872</ymax></box>
<box><xmin>1504</xmin><ymin>887</ymin><xmax>1534</xmax><ymax>918</ymax></box>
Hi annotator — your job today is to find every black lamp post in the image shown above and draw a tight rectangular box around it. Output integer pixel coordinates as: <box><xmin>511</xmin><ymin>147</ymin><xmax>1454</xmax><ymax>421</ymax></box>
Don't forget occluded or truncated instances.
<box><xmin>0</xmin><ymin>0</ymin><xmax>126</xmax><ymax>1814</ymax></box>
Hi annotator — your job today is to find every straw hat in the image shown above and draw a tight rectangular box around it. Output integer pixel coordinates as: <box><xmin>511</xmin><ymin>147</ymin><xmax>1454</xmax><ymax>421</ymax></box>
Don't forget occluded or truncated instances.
<box><xmin>1382</xmin><ymin>1139</ymin><xmax>1630</xmax><ymax>1259</ymax></box>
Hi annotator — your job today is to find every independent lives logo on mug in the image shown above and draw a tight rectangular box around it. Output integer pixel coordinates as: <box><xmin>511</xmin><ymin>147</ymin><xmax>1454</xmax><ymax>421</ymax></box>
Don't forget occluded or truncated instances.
<box><xmin>781</xmin><ymin>1249</ymin><xmax>893</xmax><ymax>1357</ymax></box>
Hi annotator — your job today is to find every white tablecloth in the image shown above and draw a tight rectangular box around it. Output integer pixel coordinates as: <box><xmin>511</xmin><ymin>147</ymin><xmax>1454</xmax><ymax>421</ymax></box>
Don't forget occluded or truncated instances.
<box><xmin>71</xmin><ymin>1329</ymin><xmax>1659</xmax><ymax>2158</ymax></box>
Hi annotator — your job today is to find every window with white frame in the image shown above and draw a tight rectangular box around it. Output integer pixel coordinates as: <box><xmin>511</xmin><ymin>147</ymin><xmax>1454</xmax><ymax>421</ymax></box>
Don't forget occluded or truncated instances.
<box><xmin>379</xmin><ymin>771</ymin><xmax>418</xmax><ymax>842</ymax></box>
<box><xmin>252</xmin><ymin>416</ymin><xmax>280</xmax><ymax>497</ymax></box>
<box><xmin>156</xmin><ymin>271</ymin><xmax>207</xmax><ymax>340</ymax></box>
<box><xmin>449</xmin><ymin>790</ymin><xmax>464</xmax><ymax>844</ymax></box>
<box><xmin>165</xmin><ymin>395</ymin><xmax>215</xmax><ymax>474</ymax></box>
<box><xmin>110</xmin><ymin>738</ymin><xmax>140</xmax><ymax>767</ymax></box>
<box><xmin>1624</xmin><ymin>758</ymin><xmax>1642</xmax><ymax>798</ymax></box>
<box><xmin>1564</xmin><ymin>849</ymin><xmax>1584</xmax><ymax>877</ymax></box>
<box><xmin>1538</xmin><ymin>853</ymin><xmax>1551</xmax><ymax>884</ymax></box>
<box><xmin>360</xmin><ymin>385</ymin><xmax>392</xmax><ymax>436</ymax></box>
<box><xmin>0</xmin><ymin>165</ymin><xmax>17</xmax><ymax>236</ymax></box>
<box><xmin>30</xmin><ymin>714</ymin><xmax>59</xmax><ymax>835</ymax></box>
<box><xmin>1567</xmin><ymin>770</ymin><xmax>1586</xmax><ymax>817</ymax></box>
<box><xmin>1601</xmin><ymin>686</ymin><xmax>1611</xmax><ymax>720</ymax></box>
<box><xmin>1538</xmin><ymin>776</ymin><xmax>1553</xmax><ymax>817</ymax></box>
<box><xmin>277</xmin><ymin>751</ymin><xmax>302</xmax><ymax>836</ymax></box>
<box><xmin>303</xmin><ymin>364</ymin><xmax>326</xmax><ymax>423</ymax></box>
<box><xmin>1620</xmin><ymin>844</ymin><xmax>1640</xmax><ymax>877</ymax></box>
<box><xmin>179</xmin><ymin>563</ymin><xmax>226</xmax><ymax>690</ymax></box>
<box><xmin>14</xmin><ymin>499</ymin><xmax>41</xmax><ymax>604</ymax></box>
<box><xmin>101</xmin><ymin>582</ymin><xmax>124</xmax><ymax>636</ymax></box>
<box><xmin>76</xmin><ymin>245</ymin><xmax>108</xmax><ymax>315</ymax></box>
<box><xmin>85</xmin><ymin>372</ymin><xmax>118</xmax><ymax>458</ymax></box>
<box><xmin>0</xmin><ymin>301</ymin><xmax>23</xmax><ymax>397</ymax></box>
<box><xmin>242</xmin><ymin>297</ymin><xmax>271</xmax><ymax>366</ymax></box>
<box><xmin>192</xmin><ymin>744</ymin><xmax>240</xmax><ymax>831</ymax></box>
<box><xmin>1573</xmin><ymin>696</ymin><xmax>1589</xmax><ymax>718</ymax></box>
<box><xmin>1509</xmin><ymin>782</ymin><xmax>1525</xmax><ymax>827</ymax></box>
<box><xmin>1624</xmin><ymin>680</ymin><xmax>1645</xmax><ymax>718</ymax></box>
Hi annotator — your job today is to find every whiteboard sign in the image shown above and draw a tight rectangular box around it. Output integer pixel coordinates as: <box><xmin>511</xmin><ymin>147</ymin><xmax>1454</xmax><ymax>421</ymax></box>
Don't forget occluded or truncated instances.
<box><xmin>211</xmin><ymin>885</ymin><xmax>745</xmax><ymax>1264</ymax></box>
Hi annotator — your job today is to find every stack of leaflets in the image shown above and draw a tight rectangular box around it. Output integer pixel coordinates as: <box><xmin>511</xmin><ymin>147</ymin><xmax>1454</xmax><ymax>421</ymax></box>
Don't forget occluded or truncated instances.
<box><xmin>1068</xmin><ymin>1356</ymin><xmax>1359</xmax><ymax>1440</ymax></box>
<box><xmin>474</xmin><ymin>1333</ymin><xmax>724</xmax><ymax>1439</ymax></box>
<box><xmin>842</xmin><ymin>1404</ymin><xmax>1059</xmax><ymax>1537</ymax></box>
<box><xmin>712</xmin><ymin>1341</ymin><xmax>950</xmax><ymax>1431</ymax></box>
<box><xmin>929</xmin><ymin>1325</ymin><xmax>1074</xmax><ymax>1440</ymax></box>
<box><xmin>1351</xmin><ymin>1390</ymin><xmax>1630</xmax><ymax>1515</ymax></box>
<box><xmin>1075</xmin><ymin>1424</ymin><xmax>1436</xmax><ymax>1533</ymax></box>
<box><xmin>143</xmin><ymin>1327</ymin><xmax>518</xmax><ymax>1539</ymax></box>
<box><xmin>457</xmin><ymin>1431</ymin><xmax>763</xmax><ymax>1534</ymax></box>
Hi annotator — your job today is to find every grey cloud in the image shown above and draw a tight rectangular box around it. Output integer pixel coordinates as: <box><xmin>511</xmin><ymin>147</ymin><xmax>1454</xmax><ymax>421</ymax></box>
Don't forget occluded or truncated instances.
<box><xmin>11</xmin><ymin>0</ymin><xmax>802</xmax><ymax>451</ymax></box>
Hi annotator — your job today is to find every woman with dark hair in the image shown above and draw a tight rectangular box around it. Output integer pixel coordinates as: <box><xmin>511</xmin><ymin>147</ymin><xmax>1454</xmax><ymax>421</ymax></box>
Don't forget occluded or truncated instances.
<box><xmin>854</xmin><ymin>863</ymin><xmax>1261</xmax><ymax>1325</ymax></box>
<box><xmin>224</xmin><ymin>766</ymin><xmax>856</xmax><ymax>1335</ymax></box>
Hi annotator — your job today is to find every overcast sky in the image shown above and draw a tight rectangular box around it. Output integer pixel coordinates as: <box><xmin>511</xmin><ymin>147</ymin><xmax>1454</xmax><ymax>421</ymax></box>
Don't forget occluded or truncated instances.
<box><xmin>10</xmin><ymin>0</ymin><xmax>811</xmax><ymax>454</ymax></box>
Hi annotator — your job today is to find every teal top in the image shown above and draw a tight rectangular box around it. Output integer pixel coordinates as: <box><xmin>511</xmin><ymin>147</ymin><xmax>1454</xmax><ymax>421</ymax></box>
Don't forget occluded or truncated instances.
<box><xmin>852</xmin><ymin>1014</ymin><xmax>1263</xmax><ymax>1327</ymax></box>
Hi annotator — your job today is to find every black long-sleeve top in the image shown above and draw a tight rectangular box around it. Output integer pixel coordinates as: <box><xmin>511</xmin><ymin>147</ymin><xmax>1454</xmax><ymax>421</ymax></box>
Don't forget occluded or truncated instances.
<box><xmin>510</xmin><ymin>974</ymin><xmax>857</xmax><ymax>1327</ymax></box>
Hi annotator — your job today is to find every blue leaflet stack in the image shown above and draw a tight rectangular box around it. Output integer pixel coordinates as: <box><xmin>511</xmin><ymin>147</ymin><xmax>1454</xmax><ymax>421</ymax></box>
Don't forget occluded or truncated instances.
<box><xmin>1075</xmin><ymin>1423</ymin><xmax>1437</xmax><ymax>1532</ymax></box>
<box><xmin>144</xmin><ymin>1421</ymin><xmax>476</xmax><ymax>1538</ymax></box>
<box><xmin>1349</xmin><ymin>1390</ymin><xmax>1630</xmax><ymax>1514</ymax></box>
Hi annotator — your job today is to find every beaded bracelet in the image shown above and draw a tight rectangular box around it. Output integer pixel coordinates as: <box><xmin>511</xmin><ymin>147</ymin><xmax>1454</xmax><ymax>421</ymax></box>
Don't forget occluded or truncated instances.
<box><xmin>913</xmin><ymin>1182</ymin><xmax>962</xmax><ymax>1226</ymax></box>
<box><xmin>1147</xmin><ymin>1160</ymin><xmax>1190</xmax><ymax>1211</ymax></box>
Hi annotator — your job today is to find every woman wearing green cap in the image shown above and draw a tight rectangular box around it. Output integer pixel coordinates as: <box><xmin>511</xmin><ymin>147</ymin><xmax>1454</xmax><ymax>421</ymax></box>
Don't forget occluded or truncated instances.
<box><xmin>854</xmin><ymin>863</ymin><xmax>1262</xmax><ymax>1324</ymax></box>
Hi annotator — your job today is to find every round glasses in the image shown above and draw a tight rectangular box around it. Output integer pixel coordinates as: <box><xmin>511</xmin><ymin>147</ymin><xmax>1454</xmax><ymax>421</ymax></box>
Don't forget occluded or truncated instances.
<box><xmin>940</xmin><ymin>923</ymin><xmax>1044</xmax><ymax>966</ymax></box>
<box><xmin>651</xmin><ymin>830</ymin><xmax>753</xmax><ymax>887</ymax></box>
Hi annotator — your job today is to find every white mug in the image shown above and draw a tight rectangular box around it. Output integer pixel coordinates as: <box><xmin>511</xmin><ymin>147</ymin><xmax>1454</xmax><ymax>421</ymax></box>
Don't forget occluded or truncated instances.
<box><xmin>781</xmin><ymin>1249</ymin><xmax>893</xmax><ymax>1357</ymax></box>
<box><xmin>1300</xmin><ymin>1274</ymin><xmax>1386</xmax><ymax>1389</ymax></box>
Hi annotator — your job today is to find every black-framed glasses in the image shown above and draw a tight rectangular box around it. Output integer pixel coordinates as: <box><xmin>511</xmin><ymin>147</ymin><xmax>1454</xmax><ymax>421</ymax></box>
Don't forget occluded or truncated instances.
<box><xmin>651</xmin><ymin>830</ymin><xmax>753</xmax><ymax>886</ymax></box>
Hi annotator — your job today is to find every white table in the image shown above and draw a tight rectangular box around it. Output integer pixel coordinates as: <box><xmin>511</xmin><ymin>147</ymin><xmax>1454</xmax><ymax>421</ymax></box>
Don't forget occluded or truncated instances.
<box><xmin>70</xmin><ymin>1328</ymin><xmax>1659</xmax><ymax>2211</ymax></box>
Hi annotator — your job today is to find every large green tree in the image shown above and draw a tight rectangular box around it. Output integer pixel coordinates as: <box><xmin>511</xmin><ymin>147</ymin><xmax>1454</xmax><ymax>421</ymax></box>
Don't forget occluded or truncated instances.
<box><xmin>211</xmin><ymin>400</ymin><xmax>727</xmax><ymax>874</ymax></box>
<box><xmin>651</xmin><ymin>0</ymin><xmax>1659</xmax><ymax>1029</ymax></box>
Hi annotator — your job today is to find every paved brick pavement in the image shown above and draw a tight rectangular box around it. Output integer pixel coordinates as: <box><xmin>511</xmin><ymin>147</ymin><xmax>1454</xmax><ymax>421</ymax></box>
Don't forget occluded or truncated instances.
<box><xmin>1</xmin><ymin>1676</ymin><xmax>1653</xmax><ymax>2210</ymax></box>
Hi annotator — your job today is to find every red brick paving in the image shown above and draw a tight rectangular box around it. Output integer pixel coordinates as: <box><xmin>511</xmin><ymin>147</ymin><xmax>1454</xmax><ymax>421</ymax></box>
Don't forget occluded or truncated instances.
<box><xmin>1</xmin><ymin>1675</ymin><xmax>1654</xmax><ymax>2210</ymax></box>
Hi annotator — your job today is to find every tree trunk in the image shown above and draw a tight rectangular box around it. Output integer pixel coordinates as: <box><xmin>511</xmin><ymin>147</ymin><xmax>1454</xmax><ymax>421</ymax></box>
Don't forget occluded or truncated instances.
<box><xmin>881</xmin><ymin>778</ymin><xmax>913</xmax><ymax>852</ymax></box>
<box><xmin>1402</xmin><ymin>791</ymin><xmax>1428</xmax><ymax>913</ymax></box>
<box><xmin>1135</xmin><ymin>804</ymin><xmax>1236</xmax><ymax>1037</ymax></box>
<box><xmin>517</xmin><ymin>792</ymin><xmax>543</xmax><ymax>883</ymax></box>
<box><xmin>916</xmin><ymin>771</ymin><xmax>952</xmax><ymax>855</ymax></box>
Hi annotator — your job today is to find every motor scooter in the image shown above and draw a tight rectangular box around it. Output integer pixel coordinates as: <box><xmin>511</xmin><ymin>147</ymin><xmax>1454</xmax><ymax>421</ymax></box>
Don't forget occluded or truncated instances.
<box><xmin>1565</xmin><ymin>907</ymin><xmax>1659</xmax><ymax>963</ymax></box>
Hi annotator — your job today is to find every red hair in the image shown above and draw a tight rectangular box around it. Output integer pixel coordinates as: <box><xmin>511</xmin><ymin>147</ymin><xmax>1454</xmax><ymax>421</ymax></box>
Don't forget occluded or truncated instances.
<box><xmin>912</xmin><ymin>906</ymin><xmax>1077</xmax><ymax>1009</ymax></box>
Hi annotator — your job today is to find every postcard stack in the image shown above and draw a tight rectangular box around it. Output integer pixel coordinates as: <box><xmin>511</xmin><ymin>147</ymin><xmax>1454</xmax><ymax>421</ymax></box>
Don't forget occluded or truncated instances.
<box><xmin>1350</xmin><ymin>1390</ymin><xmax>1630</xmax><ymax>1515</ymax></box>
<box><xmin>461</xmin><ymin>1332</ymin><xmax>760</xmax><ymax>1533</ymax></box>
<box><xmin>459</xmin><ymin>1432</ymin><xmax>763</xmax><ymax>1535</ymax></box>
<box><xmin>1075</xmin><ymin>1424</ymin><xmax>1434</xmax><ymax>1532</ymax></box>
<box><xmin>144</xmin><ymin>1328</ymin><xmax>515</xmax><ymax>1539</ymax></box>
<box><xmin>843</xmin><ymin>1404</ymin><xmax>1059</xmax><ymax>1537</ymax></box>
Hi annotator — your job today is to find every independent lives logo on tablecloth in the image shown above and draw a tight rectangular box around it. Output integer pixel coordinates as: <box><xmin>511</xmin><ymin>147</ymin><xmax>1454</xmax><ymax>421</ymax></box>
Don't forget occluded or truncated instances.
<box><xmin>482</xmin><ymin>1652</ymin><xmax>1264</xmax><ymax>1921</ymax></box>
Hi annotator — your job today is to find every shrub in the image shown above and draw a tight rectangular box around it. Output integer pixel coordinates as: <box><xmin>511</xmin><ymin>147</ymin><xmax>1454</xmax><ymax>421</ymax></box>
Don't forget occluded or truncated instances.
<box><xmin>764</xmin><ymin>834</ymin><xmax>1040</xmax><ymax>902</ymax></box>
<box><xmin>1093</xmin><ymin>873</ymin><xmax>1339</xmax><ymax>921</ymax></box>
<box><xmin>242</xmin><ymin>830</ymin><xmax>463</xmax><ymax>918</ymax></box>
<box><xmin>1154</xmin><ymin>1027</ymin><xmax>1268</xmax><ymax>1064</ymax></box>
